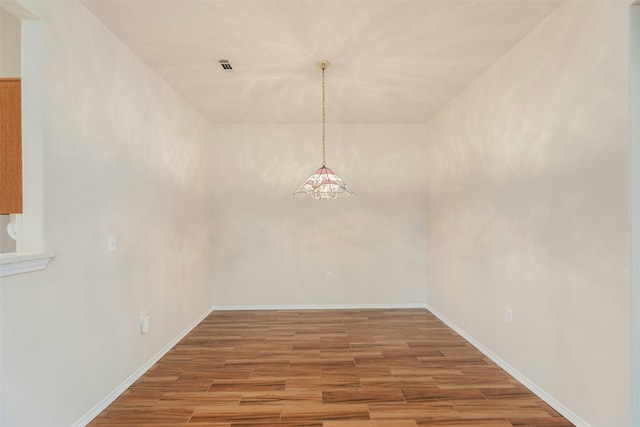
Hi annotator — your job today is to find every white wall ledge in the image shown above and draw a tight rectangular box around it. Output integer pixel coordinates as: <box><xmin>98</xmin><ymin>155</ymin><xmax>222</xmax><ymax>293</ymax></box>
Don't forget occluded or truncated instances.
<box><xmin>0</xmin><ymin>251</ymin><xmax>54</xmax><ymax>278</ymax></box>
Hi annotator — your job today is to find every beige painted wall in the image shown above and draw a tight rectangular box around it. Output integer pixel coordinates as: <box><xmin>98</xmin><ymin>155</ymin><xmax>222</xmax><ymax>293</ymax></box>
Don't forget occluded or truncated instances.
<box><xmin>0</xmin><ymin>7</ymin><xmax>20</xmax><ymax>76</ymax></box>
<box><xmin>0</xmin><ymin>1</ymin><xmax>214</xmax><ymax>425</ymax></box>
<box><xmin>424</xmin><ymin>2</ymin><xmax>630</xmax><ymax>426</ymax></box>
<box><xmin>210</xmin><ymin>124</ymin><xmax>428</xmax><ymax>307</ymax></box>
<box><xmin>0</xmin><ymin>216</ymin><xmax>13</xmax><ymax>253</ymax></box>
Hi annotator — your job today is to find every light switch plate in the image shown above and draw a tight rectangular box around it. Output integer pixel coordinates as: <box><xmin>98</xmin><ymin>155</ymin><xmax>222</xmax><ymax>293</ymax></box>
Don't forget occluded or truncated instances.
<box><xmin>107</xmin><ymin>235</ymin><xmax>117</xmax><ymax>252</ymax></box>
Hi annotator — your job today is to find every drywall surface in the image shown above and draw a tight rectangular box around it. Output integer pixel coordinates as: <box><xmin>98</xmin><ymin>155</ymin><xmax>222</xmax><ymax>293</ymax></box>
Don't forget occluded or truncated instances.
<box><xmin>0</xmin><ymin>7</ymin><xmax>20</xmax><ymax>76</ymax></box>
<box><xmin>424</xmin><ymin>2</ymin><xmax>630</xmax><ymax>425</ymax></box>
<box><xmin>0</xmin><ymin>216</ymin><xmax>14</xmax><ymax>254</ymax></box>
<box><xmin>0</xmin><ymin>1</ymin><xmax>213</xmax><ymax>425</ymax></box>
<box><xmin>629</xmin><ymin>3</ymin><xmax>640</xmax><ymax>425</ymax></box>
<box><xmin>210</xmin><ymin>124</ymin><xmax>428</xmax><ymax>307</ymax></box>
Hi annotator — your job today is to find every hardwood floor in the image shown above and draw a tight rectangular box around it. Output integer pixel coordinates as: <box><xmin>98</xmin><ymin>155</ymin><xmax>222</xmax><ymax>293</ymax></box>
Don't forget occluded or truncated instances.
<box><xmin>89</xmin><ymin>309</ymin><xmax>573</xmax><ymax>426</ymax></box>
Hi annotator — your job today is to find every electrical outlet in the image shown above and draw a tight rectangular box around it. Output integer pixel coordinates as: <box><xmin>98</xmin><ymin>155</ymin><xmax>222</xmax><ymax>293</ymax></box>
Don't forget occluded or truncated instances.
<box><xmin>506</xmin><ymin>308</ymin><xmax>513</xmax><ymax>324</ymax></box>
<box><xmin>326</xmin><ymin>271</ymin><xmax>332</xmax><ymax>281</ymax></box>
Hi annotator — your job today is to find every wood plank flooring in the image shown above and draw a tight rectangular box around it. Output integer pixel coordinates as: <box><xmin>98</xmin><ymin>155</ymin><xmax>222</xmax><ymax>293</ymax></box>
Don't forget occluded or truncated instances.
<box><xmin>88</xmin><ymin>309</ymin><xmax>573</xmax><ymax>426</ymax></box>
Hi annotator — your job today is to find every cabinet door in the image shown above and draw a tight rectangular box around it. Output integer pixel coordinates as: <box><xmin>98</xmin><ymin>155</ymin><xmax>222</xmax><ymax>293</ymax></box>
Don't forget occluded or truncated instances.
<box><xmin>0</xmin><ymin>78</ymin><xmax>22</xmax><ymax>214</ymax></box>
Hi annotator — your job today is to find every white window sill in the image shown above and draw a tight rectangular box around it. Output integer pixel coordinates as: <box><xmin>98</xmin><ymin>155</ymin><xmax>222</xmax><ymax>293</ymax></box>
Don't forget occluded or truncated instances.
<box><xmin>0</xmin><ymin>252</ymin><xmax>55</xmax><ymax>278</ymax></box>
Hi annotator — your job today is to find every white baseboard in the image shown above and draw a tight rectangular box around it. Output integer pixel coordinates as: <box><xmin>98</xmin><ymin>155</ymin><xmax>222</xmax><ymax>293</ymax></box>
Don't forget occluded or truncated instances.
<box><xmin>426</xmin><ymin>304</ymin><xmax>590</xmax><ymax>427</ymax></box>
<box><xmin>72</xmin><ymin>305</ymin><xmax>214</xmax><ymax>427</ymax></box>
<box><xmin>212</xmin><ymin>303</ymin><xmax>428</xmax><ymax>311</ymax></box>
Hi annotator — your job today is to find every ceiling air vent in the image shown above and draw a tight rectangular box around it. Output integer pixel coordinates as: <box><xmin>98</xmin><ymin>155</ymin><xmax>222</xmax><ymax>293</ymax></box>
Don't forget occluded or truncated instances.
<box><xmin>218</xmin><ymin>59</ymin><xmax>233</xmax><ymax>71</ymax></box>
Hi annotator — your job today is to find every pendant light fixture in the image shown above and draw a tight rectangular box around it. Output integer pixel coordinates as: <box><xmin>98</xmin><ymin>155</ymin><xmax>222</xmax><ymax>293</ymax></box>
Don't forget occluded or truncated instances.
<box><xmin>294</xmin><ymin>60</ymin><xmax>354</xmax><ymax>200</ymax></box>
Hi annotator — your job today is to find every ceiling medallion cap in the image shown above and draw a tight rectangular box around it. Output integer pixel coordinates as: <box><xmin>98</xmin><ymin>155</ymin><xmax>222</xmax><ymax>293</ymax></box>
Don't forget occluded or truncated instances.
<box><xmin>316</xmin><ymin>60</ymin><xmax>331</xmax><ymax>71</ymax></box>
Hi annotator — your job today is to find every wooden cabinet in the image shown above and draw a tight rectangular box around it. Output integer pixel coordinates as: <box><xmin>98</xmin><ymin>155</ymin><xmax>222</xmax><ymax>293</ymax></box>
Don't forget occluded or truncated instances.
<box><xmin>0</xmin><ymin>78</ymin><xmax>22</xmax><ymax>214</ymax></box>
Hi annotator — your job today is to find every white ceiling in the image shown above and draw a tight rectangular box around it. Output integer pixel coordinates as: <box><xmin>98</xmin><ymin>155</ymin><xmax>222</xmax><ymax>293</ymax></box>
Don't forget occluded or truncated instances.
<box><xmin>81</xmin><ymin>0</ymin><xmax>562</xmax><ymax>124</ymax></box>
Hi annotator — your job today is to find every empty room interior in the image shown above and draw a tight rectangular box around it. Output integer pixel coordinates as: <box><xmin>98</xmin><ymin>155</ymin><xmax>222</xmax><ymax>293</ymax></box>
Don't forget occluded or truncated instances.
<box><xmin>0</xmin><ymin>0</ymin><xmax>639</xmax><ymax>426</ymax></box>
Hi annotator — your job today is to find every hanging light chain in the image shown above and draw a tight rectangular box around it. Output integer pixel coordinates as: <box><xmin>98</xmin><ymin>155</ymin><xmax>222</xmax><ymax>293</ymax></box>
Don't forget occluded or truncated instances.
<box><xmin>321</xmin><ymin>65</ymin><xmax>326</xmax><ymax>167</ymax></box>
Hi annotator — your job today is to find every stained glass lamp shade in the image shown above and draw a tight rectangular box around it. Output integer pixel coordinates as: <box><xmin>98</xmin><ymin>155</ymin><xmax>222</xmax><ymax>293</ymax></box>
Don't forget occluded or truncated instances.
<box><xmin>294</xmin><ymin>165</ymin><xmax>354</xmax><ymax>199</ymax></box>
